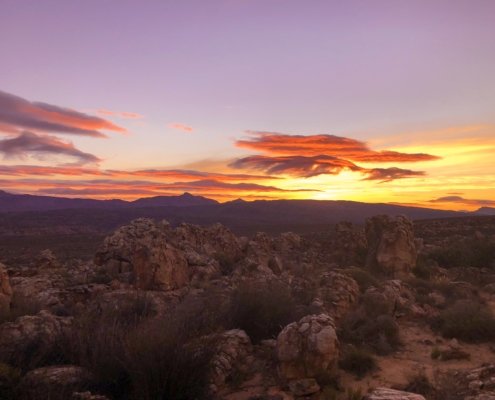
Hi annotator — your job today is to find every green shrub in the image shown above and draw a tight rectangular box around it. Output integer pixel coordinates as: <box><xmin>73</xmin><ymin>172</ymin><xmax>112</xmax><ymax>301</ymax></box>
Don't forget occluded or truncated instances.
<box><xmin>430</xmin><ymin>239</ymin><xmax>495</xmax><ymax>269</ymax></box>
<box><xmin>340</xmin><ymin>310</ymin><xmax>400</xmax><ymax>355</ymax></box>
<box><xmin>431</xmin><ymin>300</ymin><xmax>495</xmax><ymax>342</ymax></box>
<box><xmin>343</xmin><ymin>267</ymin><xmax>379</xmax><ymax>292</ymax></box>
<box><xmin>339</xmin><ymin>347</ymin><xmax>376</xmax><ymax>378</ymax></box>
<box><xmin>229</xmin><ymin>280</ymin><xmax>297</xmax><ymax>343</ymax></box>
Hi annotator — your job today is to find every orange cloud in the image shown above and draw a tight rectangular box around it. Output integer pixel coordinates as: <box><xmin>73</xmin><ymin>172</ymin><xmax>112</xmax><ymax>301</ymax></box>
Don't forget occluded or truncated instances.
<box><xmin>237</xmin><ymin>131</ymin><xmax>439</xmax><ymax>162</ymax></box>
<box><xmin>168</xmin><ymin>123</ymin><xmax>193</xmax><ymax>133</ymax></box>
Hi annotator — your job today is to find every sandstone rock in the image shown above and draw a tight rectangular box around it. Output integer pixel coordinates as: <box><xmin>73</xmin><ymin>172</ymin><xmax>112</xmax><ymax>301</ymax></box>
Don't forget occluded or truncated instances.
<box><xmin>94</xmin><ymin>219</ymin><xmax>189</xmax><ymax>290</ymax></box>
<box><xmin>175</xmin><ymin>222</ymin><xmax>242</xmax><ymax>263</ymax></box>
<box><xmin>315</xmin><ymin>271</ymin><xmax>359</xmax><ymax>321</ymax></box>
<box><xmin>19</xmin><ymin>365</ymin><xmax>94</xmax><ymax>400</ymax></box>
<box><xmin>288</xmin><ymin>378</ymin><xmax>320</xmax><ymax>396</ymax></box>
<box><xmin>211</xmin><ymin>329</ymin><xmax>252</xmax><ymax>390</ymax></box>
<box><xmin>364</xmin><ymin>388</ymin><xmax>426</xmax><ymax>400</ymax></box>
<box><xmin>277</xmin><ymin>314</ymin><xmax>339</xmax><ymax>380</ymax></box>
<box><xmin>365</xmin><ymin>215</ymin><xmax>417</xmax><ymax>277</ymax></box>
<box><xmin>0</xmin><ymin>263</ymin><xmax>12</xmax><ymax>315</ymax></box>
<box><xmin>0</xmin><ymin>311</ymin><xmax>72</xmax><ymax>367</ymax></box>
<box><xmin>18</xmin><ymin>365</ymin><xmax>94</xmax><ymax>400</ymax></box>
<box><xmin>363</xmin><ymin>280</ymin><xmax>416</xmax><ymax>316</ymax></box>
<box><xmin>36</xmin><ymin>249</ymin><xmax>62</xmax><ymax>270</ymax></box>
<box><xmin>333</xmin><ymin>221</ymin><xmax>367</xmax><ymax>266</ymax></box>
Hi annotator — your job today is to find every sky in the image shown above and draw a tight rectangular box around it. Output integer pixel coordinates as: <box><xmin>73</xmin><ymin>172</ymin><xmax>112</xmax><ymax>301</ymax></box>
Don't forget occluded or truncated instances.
<box><xmin>0</xmin><ymin>0</ymin><xmax>494</xmax><ymax>210</ymax></box>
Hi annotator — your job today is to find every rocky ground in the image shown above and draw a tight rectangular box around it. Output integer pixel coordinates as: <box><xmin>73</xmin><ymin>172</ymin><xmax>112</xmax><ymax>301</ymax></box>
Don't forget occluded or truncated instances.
<box><xmin>0</xmin><ymin>214</ymin><xmax>494</xmax><ymax>400</ymax></box>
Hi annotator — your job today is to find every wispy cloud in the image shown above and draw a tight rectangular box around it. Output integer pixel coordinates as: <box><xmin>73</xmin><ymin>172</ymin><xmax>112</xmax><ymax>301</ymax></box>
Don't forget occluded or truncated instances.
<box><xmin>96</xmin><ymin>109</ymin><xmax>143</xmax><ymax>119</ymax></box>
<box><xmin>0</xmin><ymin>90</ymin><xmax>126</xmax><ymax>137</ymax></box>
<box><xmin>429</xmin><ymin>195</ymin><xmax>495</xmax><ymax>207</ymax></box>
<box><xmin>168</xmin><ymin>123</ymin><xmax>193</xmax><ymax>133</ymax></box>
<box><xmin>0</xmin><ymin>131</ymin><xmax>101</xmax><ymax>165</ymax></box>
<box><xmin>363</xmin><ymin>167</ymin><xmax>426</xmax><ymax>182</ymax></box>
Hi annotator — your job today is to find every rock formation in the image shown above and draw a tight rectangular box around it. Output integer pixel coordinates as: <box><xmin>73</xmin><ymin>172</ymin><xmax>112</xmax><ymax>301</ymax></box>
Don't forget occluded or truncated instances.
<box><xmin>365</xmin><ymin>215</ymin><xmax>417</xmax><ymax>277</ymax></box>
<box><xmin>364</xmin><ymin>388</ymin><xmax>426</xmax><ymax>400</ymax></box>
<box><xmin>0</xmin><ymin>263</ymin><xmax>12</xmax><ymax>315</ymax></box>
<box><xmin>276</xmin><ymin>314</ymin><xmax>339</xmax><ymax>380</ymax></box>
<box><xmin>94</xmin><ymin>219</ymin><xmax>189</xmax><ymax>290</ymax></box>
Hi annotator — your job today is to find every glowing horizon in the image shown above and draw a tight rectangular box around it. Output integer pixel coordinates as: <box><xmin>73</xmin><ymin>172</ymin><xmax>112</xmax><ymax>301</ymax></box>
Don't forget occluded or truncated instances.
<box><xmin>1</xmin><ymin>1</ymin><xmax>494</xmax><ymax>211</ymax></box>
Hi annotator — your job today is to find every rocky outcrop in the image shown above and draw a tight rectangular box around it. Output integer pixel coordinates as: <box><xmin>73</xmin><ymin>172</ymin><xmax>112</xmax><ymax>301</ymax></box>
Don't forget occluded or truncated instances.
<box><xmin>35</xmin><ymin>249</ymin><xmax>62</xmax><ymax>270</ymax></box>
<box><xmin>18</xmin><ymin>365</ymin><xmax>94</xmax><ymax>400</ymax></box>
<box><xmin>0</xmin><ymin>263</ymin><xmax>13</xmax><ymax>315</ymax></box>
<box><xmin>276</xmin><ymin>314</ymin><xmax>339</xmax><ymax>380</ymax></box>
<box><xmin>94</xmin><ymin>219</ymin><xmax>189</xmax><ymax>290</ymax></box>
<box><xmin>364</xmin><ymin>388</ymin><xmax>426</xmax><ymax>400</ymax></box>
<box><xmin>365</xmin><ymin>215</ymin><xmax>417</xmax><ymax>277</ymax></box>
<box><xmin>333</xmin><ymin>221</ymin><xmax>367</xmax><ymax>266</ymax></box>
<box><xmin>0</xmin><ymin>311</ymin><xmax>72</xmax><ymax>367</ymax></box>
<box><xmin>175</xmin><ymin>222</ymin><xmax>242</xmax><ymax>262</ymax></box>
<box><xmin>315</xmin><ymin>271</ymin><xmax>359</xmax><ymax>321</ymax></box>
<box><xmin>363</xmin><ymin>280</ymin><xmax>417</xmax><ymax>317</ymax></box>
<box><xmin>210</xmin><ymin>329</ymin><xmax>252</xmax><ymax>391</ymax></box>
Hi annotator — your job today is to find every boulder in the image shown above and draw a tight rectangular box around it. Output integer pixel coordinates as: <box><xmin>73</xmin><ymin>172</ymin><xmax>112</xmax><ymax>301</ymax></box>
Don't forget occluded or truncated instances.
<box><xmin>35</xmin><ymin>249</ymin><xmax>62</xmax><ymax>270</ymax></box>
<box><xmin>94</xmin><ymin>219</ymin><xmax>189</xmax><ymax>290</ymax></box>
<box><xmin>18</xmin><ymin>365</ymin><xmax>94</xmax><ymax>400</ymax></box>
<box><xmin>333</xmin><ymin>222</ymin><xmax>367</xmax><ymax>266</ymax></box>
<box><xmin>364</xmin><ymin>388</ymin><xmax>426</xmax><ymax>400</ymax></box>
<box><xmin>0</xmin><ymin>311</ymin><xmax>72</xmax><ymax>367</ymax></box>
<box><xmin>276</xmin><ymin>314</ymin><xmax>339</xmax><ymax>380</ymax></box>
<box><xmin>210</xmin><ymin>329</ymin><xmax>252</xmax><ymax>390</ymax></box>
<box><xmin>315</xmin><ymin>271</ymin><xmax>359</xmax><ymax>321</ymax></box>
<box><xmin>365</xmin><ymin>215</ymin><xmax>417</xmax><ymax>277</ymax></box>
<box><xmin>175</xmin><ymin>223</ymin><xmax>242</xmax><ymax>263</ymax></box>
<box><xmin>0</xmin><ymin>263</ymin><xmax>12</xmax><ymax>315</ymax></box>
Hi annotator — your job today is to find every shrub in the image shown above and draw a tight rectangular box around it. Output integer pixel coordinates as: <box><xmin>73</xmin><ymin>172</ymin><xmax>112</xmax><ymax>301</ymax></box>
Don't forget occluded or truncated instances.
<box><xmin>343</xmin><ymin>267</ymin><xmax>379</xmax><ymax>292</ymax></box>
<box><xmin>0</xmin><ymin>292</ymin><xmax>42</xmax><ymax>324</ymax></box>
<box><xmin>0</xmin><ymin>362</ymin><xmax>21</xmax><ymax>400</ymax></box>
<box><xmin>228</xmin><ymin>280</ymin><xmax>297</xmax><ymax>343</ymax></box>
<box><xmin>404</xmin><ymin>371</ymin><xmax>435</xmax><ymax>398</ymax></box>
<box><xmin>339</xmin><ymin>310</ymin><xmax>400</xmax><ymax>355</ymax></box>
<box><xmin>430</xmin><ymin>239</ymin><xmax>495</xmax><ymax>269</ymax></box>
<box><xmin>431</xmin><ymin>300</ymin><xmax>495</xmax><ymax>342</ymax></box>
<box><xmin>339</xmin><ymin>347</ymin><xmax>376</xmax><ymax>378</ymax></box>
<box><xmin>64</xmin><ymin>300</ymin><xmax>217</xmax><ymax>400</ymax></box>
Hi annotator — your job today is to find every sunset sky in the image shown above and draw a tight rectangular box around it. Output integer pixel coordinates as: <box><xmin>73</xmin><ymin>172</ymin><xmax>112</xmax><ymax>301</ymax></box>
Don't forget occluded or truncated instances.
<box><xmin>1</xmin><ymin>0</ymin><xmax>494</xmax><ymax>210</ymax></box>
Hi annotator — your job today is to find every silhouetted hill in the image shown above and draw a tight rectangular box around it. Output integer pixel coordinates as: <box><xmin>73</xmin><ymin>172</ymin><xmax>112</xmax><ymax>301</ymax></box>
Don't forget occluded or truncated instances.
<box><xmin>474</xmin><ymin>207</ymin><xmax>495</xmax><ymax>216</ymax></box>
<box><xmin>131</xmin><ymin>192</ymin><xmax>218</xmax><ymax>207</ymax></box>
<box><xmin>0</xmin><ymin>191</ymin><xmax>216</xmax><ymax>212</ymax></box>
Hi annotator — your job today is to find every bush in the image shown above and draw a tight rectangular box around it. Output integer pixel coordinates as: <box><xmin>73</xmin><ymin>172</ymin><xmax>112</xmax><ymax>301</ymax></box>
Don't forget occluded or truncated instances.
<box><xmin>431</xmin><ymin>300</ymin><xmax>495</xmax><ymax>342</ymax></box>
<box><xmin>229</xmin><ymin>281</ymin><xmax>297</xmax><ymax>344</ymax></box>
<box><xmin>404</xmin><ymin>371</ymin><xmax>435</xmax><ymax>398</ymax></box>
<box><xmin>343</xmin><ymin>267</ymin><xmax>379</xmax><ymax>292</ymax></box>
<box><xmin>64</xmin><ymin>296</ymin><xmax>219</xmax><ymax>400</ymax></box>
<box><xmin>430</xmin><ymin>239</ymin><xmax>495</xmax><ymax>269</ymax></box>
<box><xmin>0</xmin><ymin>292</ymin><xmax>42</xmax><ymax>324</ymax></box>
<box><xmin>339</xmin><ymin>310</ymin><xmax>400</xmax><ymax>355</ymax></box>
<box><xmin>339</xmin><ymin>347</ymin><xmax>376</xmax><ymax>378</ymax></box>
<box><xmin>0</xmin><ymin>362</ymin><xmax>21</xmax><ymax>400</ymax></box>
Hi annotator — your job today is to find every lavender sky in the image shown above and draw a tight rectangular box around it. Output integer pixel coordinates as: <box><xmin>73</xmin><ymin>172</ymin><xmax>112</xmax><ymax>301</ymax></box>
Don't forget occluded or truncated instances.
<box><xmin>1</xmin><ymin>0</ymin><xmax>494</xmax><ymax>209</ymax></box>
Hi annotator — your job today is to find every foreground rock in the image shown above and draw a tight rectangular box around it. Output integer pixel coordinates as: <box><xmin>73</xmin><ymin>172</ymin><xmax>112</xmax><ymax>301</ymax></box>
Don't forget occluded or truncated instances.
<box><xmin>0</xmin><ymin>263</ymin><xmax>12</xmax><ymax>315</ymax></box>
<box><xmin>365</xmin><ymin>215</ymin><xmax>417</xmax><ymax>277</ymax></box>
<box><xmin>364</xmin><ymin>388</ymin><xmax>426</xmax><ymax>400</ymax></box>
<box><xmin>94</xmin><ymin>219</ymin><xmax>189</xmax><ymax>290</ymax></box>
<box><xmin>18</xmin><ymin>365</ymin><xmax>94</xmax><ymax>400</ymax></box>
<box><xmin>210</xmin><ymin>329</ymin><xmax>252</xmax><ymax>391</ymax></box>
<box><xmin>0</xmin><ymin>311</ymin><xmax>72</xmax><ymax>367</ymax></box>
<box><xmin>276</xmin><ymin>314</ymin><xmax>339</xmax><ymax>380</ymax></box>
